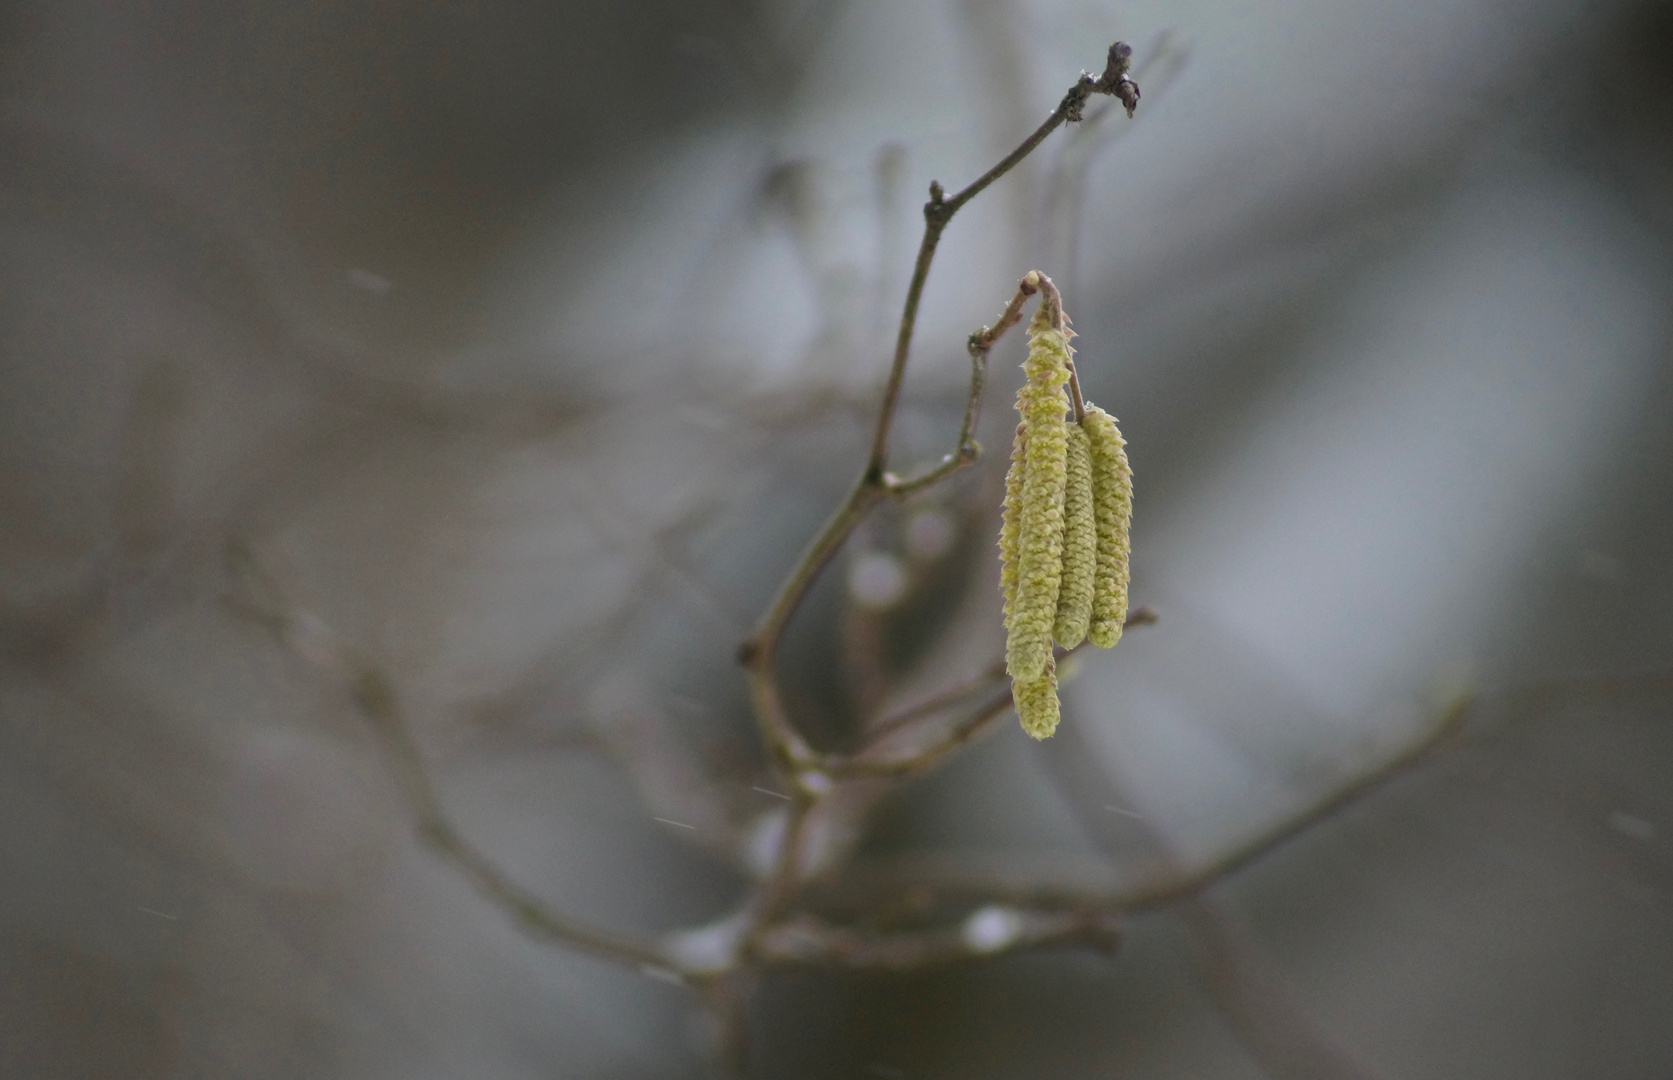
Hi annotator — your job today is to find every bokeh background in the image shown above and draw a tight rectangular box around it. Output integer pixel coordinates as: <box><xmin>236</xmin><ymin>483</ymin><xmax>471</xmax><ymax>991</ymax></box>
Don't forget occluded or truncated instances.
<box><xmin>2</xmin><ymin>0</ymin><xmax>1670</xmax><ymax>1077</ymax></box>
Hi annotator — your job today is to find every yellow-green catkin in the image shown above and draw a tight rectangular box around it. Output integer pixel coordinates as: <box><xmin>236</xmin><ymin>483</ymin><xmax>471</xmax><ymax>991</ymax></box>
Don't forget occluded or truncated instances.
<box><xmin>1004</xmin><ymin>306</ymin><xmax>1073</xmax><ymax>683</ymax></box>
<box><xmin>1081</xmin><ymin>403</ymin><xmax>1132</xmax><ymax>650</ymax></box>
<box><xmin>1052</xmin><ymin>422</ymin><xmax>1096</xmax><ymax>648</ymax></box>
<box><xmin>1013</xmin><ymin>656</ymin><xmax>1061</xmax><ymax>740</ymax></box>
<box><xmin>998</xmin><ymin>422</ymin><xmax>1026</xmax><ymax>624</ymax></box>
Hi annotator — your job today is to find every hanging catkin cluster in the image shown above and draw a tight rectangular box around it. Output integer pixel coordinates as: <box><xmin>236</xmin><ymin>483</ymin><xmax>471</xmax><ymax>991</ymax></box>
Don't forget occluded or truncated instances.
<box><xmin>999</xmin><ymin>294</ymin><xmax>1132</xmax><ymax>740</ymax></box>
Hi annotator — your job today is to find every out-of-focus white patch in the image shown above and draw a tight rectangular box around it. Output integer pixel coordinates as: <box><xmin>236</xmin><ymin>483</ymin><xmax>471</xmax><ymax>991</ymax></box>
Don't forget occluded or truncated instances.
<box><xmin>663</xmin><ymin>909</ymin><xmax>751</xmax><ymax>975</ymax></box>
<box><xmin>904</xmin><ymin>508</ymin><xmax>956</xmax><ymax>561</ymax></box>
<box><xmin>961</xmin><ymin>905</ymin><xmax>1022</xmax><ymax>954</ymax></box>
<box><xmin>743</xmin><ymin>808</ymin><xmax>789</xmax><ymax>879</ymax></box>
<box><xmin>637</xmin><ymin>963</ymin><xmax>686</xmax><ymax>986</ymax></box>
<box><xmin>849</xmin><ymin>552</ymin><xmax>908</xmax><ymax>610</ymax></box>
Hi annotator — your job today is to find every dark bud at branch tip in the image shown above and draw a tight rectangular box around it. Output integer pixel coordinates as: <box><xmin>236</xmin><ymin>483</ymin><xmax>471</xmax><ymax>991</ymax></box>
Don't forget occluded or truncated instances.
<box><xmin>1117</xmin><ymin>78</ymin><xmax>1140</xmax><ymax>118</ymax></box>
<box><xmin>1099</xmin><ymin>41</ymin><xmax>1132</xmax><ymax>85</ymax></box>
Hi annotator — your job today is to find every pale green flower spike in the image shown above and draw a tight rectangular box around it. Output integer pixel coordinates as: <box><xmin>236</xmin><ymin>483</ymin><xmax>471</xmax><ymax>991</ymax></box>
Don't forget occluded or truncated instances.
<box><xmin>1052</xmin><ymin>422</ymin><xmax>1096</xmax><ymax>649</ymax></box>
<box><xmin>1004</xmin><ymin>304</ymin><xmax>1073</xmax><ymax>683</ymax></box>
<box><xmin>1081</xmin><ymin>403</ymin><xmax>1132</xmax><ymax>650</ymax></box>
<box><xmin>1013</xmin><ymin>656</ymin><xmax>1061</xmax><ymax>741</ymax></box>
<box><xmin>998</xmin><ymin>422</ymin><xmax>1026</xmax><ymax>624</ymax></box>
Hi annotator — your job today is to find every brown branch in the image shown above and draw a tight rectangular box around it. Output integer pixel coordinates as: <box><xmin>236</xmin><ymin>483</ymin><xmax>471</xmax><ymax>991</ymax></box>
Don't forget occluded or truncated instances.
<box><xmin>883</xmin><ymin>266</ymin><xmax>1081</xmax><ymax>496</ymax></box>
<box><xmin>1047</xmin><ymin>690</ymin><xmax>1474</xmax><ymax>914</ymax></box>
<box><xmin>864</xmin><ymin>658</ymin><xmax>1008</xmax><ymax>745</ymax></box>
<box><xmin>755</xmin><ymin>907</ymin><xmax>1120</xmax><ymax>971</ymax></box>
<box><xmin>866</xmin><ymin>42</ymin><xmax>1132</xmax><ymax>472</ymax></box>
<box><xmin>1177</xmin><ymin>895</ymin><xmax>1397</xmax><ymax>1080</ymax></box>
<box><xmin>1048</xmin><ymin>32</ymin><xmax>1187</xmax><ymax>301</ymax></box>
<box><xmin>737</xmin><ymin>43</ymin><xmax>1142</xmax><ymax>775</ymax></box>
<box><xmin>225</xmin><ymin>542</ymin><xmax>671</xmax><ymax>973</ymax></box>
<box><xmin>348</xmin><ymin>671</ymin><xmax>672</xmax><ymax>970</ymax></box>
<box><xmin>880</xmin><ymin>339</ymin><xmax>986</xmax><ymax>497</ymax></box>
<box><xmin>823</xmin><ymin>685</ymin><xmax>1015</xmax><ymax>779</ymax></box>
<box><xmin>849</xmin><ymin>605</ymin><xmax>1159</xmax><ymax>766</ymax></box>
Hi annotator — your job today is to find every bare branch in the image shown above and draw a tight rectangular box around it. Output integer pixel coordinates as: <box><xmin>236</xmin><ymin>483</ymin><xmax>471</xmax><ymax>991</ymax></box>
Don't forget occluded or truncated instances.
<box><xmin>828</xmin><ymin>684</ymin><xmax>1014</xmax><ymax>778</ymax></box>
<box><xmin>756</xmin><ymin>906</ymin><xmax>1120</xmax><ymax>971</ymax></box>
<box><xmin>225</xmin><ymin>541</ymin><xmax>671</xmax><ymax>973</ymax></box>
<box><xmin>1048</xmin><ymin>32</ymin><xmax>1189</xmax><ymax>300</ymax></box>
<box><xmin>865</xmin><ymin>658</ymin><xmax>1008</xmax><ymax>744</ymax></box>
<box><xmin>849</xmin><ymin>605</ymin><xmax>1159</xmax><ymax>766</ymax></box>
<box><xmin>866</xmin><ymin>41</ymin><xmax>1135</xmax><ymax>472</ymax></box>
<box><xmin>1044</xmin><ymin>690</ymin><xmax>1474</xmax><ymax>914</ymax></box>
<box><xmin>737</xmin><ymin>44</ymin><xmax>1143</xmax><ymax>776</ymax></box>
<box><xmin>881</xmin><ymin>341</ymin><xmax>986</xmax><ymax>497</ymax></box>
<box><xmin>1178</xmin><ymin>895</ymin><xmax>1397</xmax><ymax>1080</ymax></box>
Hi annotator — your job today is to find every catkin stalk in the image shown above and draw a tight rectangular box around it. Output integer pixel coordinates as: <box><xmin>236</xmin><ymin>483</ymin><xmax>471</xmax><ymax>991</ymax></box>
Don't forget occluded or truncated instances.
<box><xmin>1081</xmin><ymin>403</ymin><xmax>1132</xmax><ymax>649</ymax></box>
<box><xmin>1013</xmin><ymin>657</ymin><xmax>1061</xmax><ymax>741</ymax></box>
<box><xmin>1052</xmin><ymin>422</ymin><xmax>1096</xmax><ymax>648</ymax></box>
<box><xmin>1004</xmin><ymin>307</ymin><xmax>1073</xmax><ymax>682</ymax></box>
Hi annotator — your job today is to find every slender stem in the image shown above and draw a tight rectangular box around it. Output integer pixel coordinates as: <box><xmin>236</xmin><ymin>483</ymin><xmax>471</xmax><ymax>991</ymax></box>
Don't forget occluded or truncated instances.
<box><xmin>828</xmin><ymin>684</ymin><xmax>1015</xmax><ymax>778</ymax></box>
<box><xmin>348</xmin><ymin>665</ymin><xmax>672</xmax><ymax>970</ymax></box>
<box><xmin>865</xmin><ymin>659</ymin><xmax>1007</xmax><ymax>744</ymax></box>
<box><xmin>869</xmin><ymin>217</ymin><xmax>951</xmax><ymax>471</ymax></box>
<box><xmin>865</xmin><ymin>42</ymin><xmax>1137</xmax><ymax>474</ymax></box>
<box><xmin>739</xmin><ymin>797</ymin><xmax>818</xmax><ymax>960</ymax></box>
<box><xmin>227</xmin><ymin>550</ymin><xmax>674</xmax><ymax>974</ymax></box>
<box><xmin>1067</xmin><ymin>363</ymin><xmax>1087</xmax><ymax>423</ymax></box>
<box><xmin>1061</xmin><ymin>692</ymin><xmax>1473</xmax><ymax>914</ymax></box>
<box><xmin>740</xmin><ymin>43</ymin><xmax>1141</xmax><ymax>768</ymax></box>
<box><xmin>755</xmin><ymin>906</ymin><xmax>1121</xmax><ymax>971</ymax></box>
<box><xmin>857</xmin><ymin>605</ymin><xmax>1158</xmax><ymax>757</ymax></box>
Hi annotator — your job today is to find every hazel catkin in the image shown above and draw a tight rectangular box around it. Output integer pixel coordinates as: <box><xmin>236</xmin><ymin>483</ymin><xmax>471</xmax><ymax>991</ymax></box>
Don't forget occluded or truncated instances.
<box><xmin>1052</xmin><ymin>422</ymin><xmax>1096</xmax><ymax>649</ymax></box>
<box><xmin>1012</xmin><ymin>656</ymin><xmax>1061</xmax><ymax>741</ymax></box>
<box><xmin>1081</xmin><ymin>403</ymin><xmax>1132</xmax><ymax>650</ymax></box>
<box><xmin>1004</xmin><ymin>305</ymin><xmax>1073</xmax><ymax>683</ymax></box>
<box><xmin>998</xmin><ymin>422</ymin><xmax>1026</xmax><ymax>625</ymax></box>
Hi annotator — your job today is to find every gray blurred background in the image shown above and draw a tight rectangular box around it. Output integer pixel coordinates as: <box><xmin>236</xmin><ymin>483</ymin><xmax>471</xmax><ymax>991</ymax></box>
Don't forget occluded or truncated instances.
<box><xmin>2</xmin><ymin>0</ymin><xmax>1670</xmax><ymax>1077</ymax></box>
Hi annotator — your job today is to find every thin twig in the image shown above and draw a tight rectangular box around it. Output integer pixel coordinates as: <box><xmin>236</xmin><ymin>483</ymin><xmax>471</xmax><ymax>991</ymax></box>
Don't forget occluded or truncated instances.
<box><xmin>866</xmin><ymin>42</ymin><xmax>1134</xmax><ymax>472</ymax></box>
<box><xmin>226</xmin><ymin>545</ymin><xmax>670</xmax><ymax>973</ymax></box>
<box><xmin>829</xmin><ymin>684</ymin><xmax>1015</xmax><ymax>778</ymax></box>
<box><xmin>350</xmin><ymin>673</ymin><xmax>670</xmax><ymax>970</ymax></box>
<box><xmin>1047</xmin><ymin>32</ymin><xmax>1189</xmax><ymax>302</ymax></box>
<box><xmin>1177</xmin><ymin>895</ymin><xmax>1396</xmax><ymax>1080</ymax></box>
<box><xmin>865</xmin><ymin>659</ymin><xmax>1008</xmax><ymax>744</ymax></box>
<box><xmin>833</xmin><ymin>612</ymin><xmax>1156</xmax><ymax>778</ymax></box>
<box><xmin>1049</xmin><ymin>691</ymin><xmax>1474</xmax><ymax>914</ymax></box>
<box><xmin>881</xmin><ymin>342</ymin><xmax>986</xmax><ymax>497</ymax></box>
<box><xmin>857</xmin><ymin>604</ymin><xmax>1157</xmax><ymax>755</ymax></box>
<box><xmin>826</xmin><ymin>690</ymin><xmax>1471</xmax><ymax>928</ymax></box>
<box><xmin>756</xmin><ymin>907</ymin><xmax>1120</xmax><ymax>971</ymax></box>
